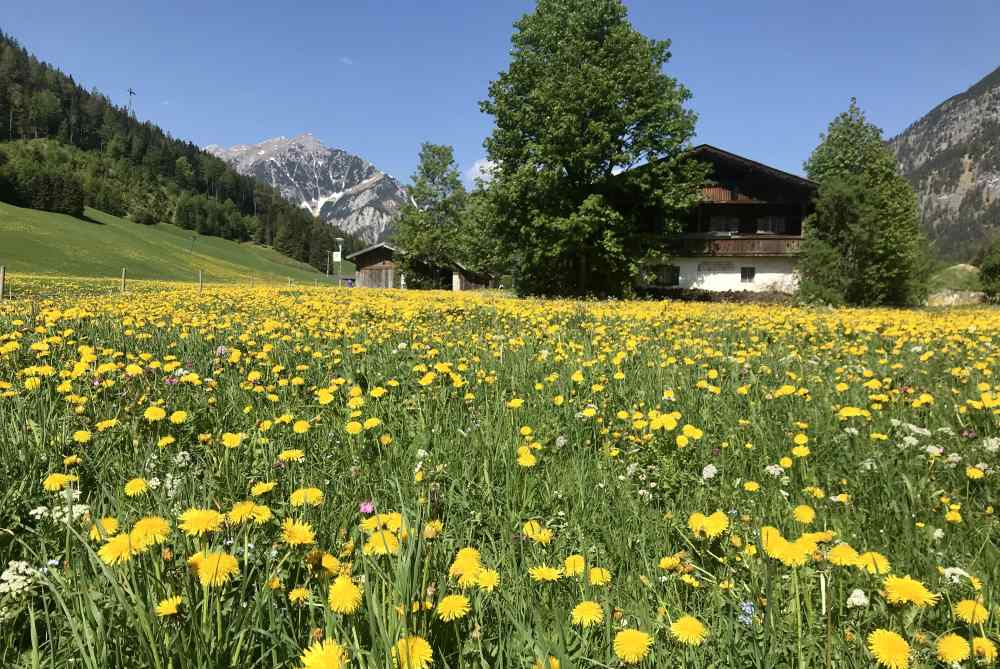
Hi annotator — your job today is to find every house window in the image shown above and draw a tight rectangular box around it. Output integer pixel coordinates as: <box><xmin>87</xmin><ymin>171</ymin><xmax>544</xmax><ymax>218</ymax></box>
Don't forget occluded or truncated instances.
<box><xmin>756</xmin><ymin>216</ymin><xmax>786</xmax><ymax>234</ymax></box>
<box><xmin>655</xmin><ymin>265</ymin><xmax>680</xmax><ymax>287</ymax></box>
<box><xmin>741</xmin><ymin>267</ymin><xmax>756</xmax><ymax>283</ymax></box>
<box><xmin>709</xmin><ymin>216</ymin><xmax>740</xmax><ymax>233</ymax></box>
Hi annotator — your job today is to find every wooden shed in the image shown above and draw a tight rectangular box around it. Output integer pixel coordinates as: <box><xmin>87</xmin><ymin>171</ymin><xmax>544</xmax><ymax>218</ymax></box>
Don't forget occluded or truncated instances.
<box><xmin>452</xmin><ymin>264</ymin><xmax>492</xmax><ymax>291</ymax></box>
<box><xmin>347</xmin><ymin>242</ymin><xmax>493</xmax><ymax>291</ymax></box>
<box><xmin>346</xmin><ymin>242</ymin><xmax>404</xmax><ymax>289</ymax></box>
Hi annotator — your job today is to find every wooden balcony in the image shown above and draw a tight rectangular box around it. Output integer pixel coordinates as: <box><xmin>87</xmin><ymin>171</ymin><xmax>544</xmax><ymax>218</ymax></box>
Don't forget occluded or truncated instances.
<box><xmin>670</xmin><ymin>234</ymin><xmax>802</xmax><ymax>257</ymax></box>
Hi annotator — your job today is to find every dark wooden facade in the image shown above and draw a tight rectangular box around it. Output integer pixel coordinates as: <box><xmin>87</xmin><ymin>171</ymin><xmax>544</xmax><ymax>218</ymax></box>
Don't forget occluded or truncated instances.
<box><xmin>673</xmin><ymin>145</ymin><xmax>817</xmax><ymax>255</ymax></box>
<box><xmin>347</xmin><ymin>243</ymin><xmax>403</xmax><ymax>289</ymax></box>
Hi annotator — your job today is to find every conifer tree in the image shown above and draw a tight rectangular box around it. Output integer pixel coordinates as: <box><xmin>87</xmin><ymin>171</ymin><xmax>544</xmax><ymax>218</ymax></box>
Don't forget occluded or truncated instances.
<box><xmin>800</xmin><ymin>100</ymin><xmax>929</xmax><ymax>306</ymax></box>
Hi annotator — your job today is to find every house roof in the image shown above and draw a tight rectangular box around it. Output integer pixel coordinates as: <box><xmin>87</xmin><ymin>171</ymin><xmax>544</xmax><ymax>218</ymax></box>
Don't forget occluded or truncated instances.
<box><xmin>345</xmin><ymin>241</ymin><xmax>401</xmax><ymax>260</ymax></box>
<box><xmin>688</xmin><ymin>144</ymin><xmax>818</xmax><ymax>189</ymax></box>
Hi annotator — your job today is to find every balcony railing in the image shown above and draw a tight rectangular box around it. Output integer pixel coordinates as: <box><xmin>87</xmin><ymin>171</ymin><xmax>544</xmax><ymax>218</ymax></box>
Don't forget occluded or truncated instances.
<box><xmin>669</xmin><ymin>234</ymin><xmax>802</xmax><ymax>257</ymax></box>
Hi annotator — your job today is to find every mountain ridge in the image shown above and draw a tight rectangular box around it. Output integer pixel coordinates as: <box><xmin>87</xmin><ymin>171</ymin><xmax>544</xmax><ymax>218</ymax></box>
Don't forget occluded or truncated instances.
<box><xmin>206</xmin><ymin>134</ymin><xmax>407</xmax><ymax>243</ymax></box>
<box><xmin>889</xmin><ymin>65</ymin><xmax>1000</xmax><ymax>260</ymax></box>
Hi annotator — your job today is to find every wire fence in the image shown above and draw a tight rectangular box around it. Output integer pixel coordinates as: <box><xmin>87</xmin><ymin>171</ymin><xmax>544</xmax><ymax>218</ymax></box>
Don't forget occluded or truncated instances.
<box><xmin>0</xmin><ymin>264</ymin><xmax>357</xmax><ymax>301</ymax></box>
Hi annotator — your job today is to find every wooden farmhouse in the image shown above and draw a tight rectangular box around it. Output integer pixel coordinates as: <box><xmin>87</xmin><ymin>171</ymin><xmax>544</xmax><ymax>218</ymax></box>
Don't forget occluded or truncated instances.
<box><xmin>652</xmin><ymin>145</ymin><xmax>818</xmax><ymax>293</ymax></box>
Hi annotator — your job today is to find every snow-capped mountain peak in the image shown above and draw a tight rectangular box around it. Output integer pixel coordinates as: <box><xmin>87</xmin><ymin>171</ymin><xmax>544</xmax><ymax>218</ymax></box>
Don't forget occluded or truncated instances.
<box><xmin>206</xmin><ymin>134</ymin><xmax>406</xmax><ymax>242</ymax></box>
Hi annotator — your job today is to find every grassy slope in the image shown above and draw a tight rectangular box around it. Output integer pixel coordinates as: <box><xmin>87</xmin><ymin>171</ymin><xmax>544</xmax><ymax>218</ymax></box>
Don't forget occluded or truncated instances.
<box><xmin>928</xmin><ymin>264</ymin><xmax>982</xmax><ymax>292</ymax></box>
<box><xmin>0</xmin><ymin>201</ymin><xmax>354</xmax><ymax>284</ymax></box>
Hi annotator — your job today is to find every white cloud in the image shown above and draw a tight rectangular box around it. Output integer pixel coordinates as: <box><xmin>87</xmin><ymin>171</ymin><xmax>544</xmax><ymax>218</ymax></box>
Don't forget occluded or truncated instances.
<box><xmin>339</xmin><ymin>56</ymin><xmax>354</xmax><ymax>65</ymax></box>
<box><xmin>464</xmin><ymin>158</ymin><xmax>495</xmax><ymax>187</ymax></box>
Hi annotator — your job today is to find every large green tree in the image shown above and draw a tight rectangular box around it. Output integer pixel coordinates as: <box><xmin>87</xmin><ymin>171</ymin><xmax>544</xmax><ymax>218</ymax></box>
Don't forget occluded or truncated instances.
<box><xmin>392</xmin><ymin>143</ymin><xmax>468</xmax><ymax>288</ymax></box>
<box><xmin>980</xmin><ymin>238</ymin><xmax>1000</xmax><ymax>301</ymax></box>
<box><xmin>799</xmin><ymin>100</ymin><xmax>929</xmax><ymax>306</ymax></box>
<box><xmin>479</xmin><ymin>0</ymin><xmax>706</xmax><ymax>296</ymax></box>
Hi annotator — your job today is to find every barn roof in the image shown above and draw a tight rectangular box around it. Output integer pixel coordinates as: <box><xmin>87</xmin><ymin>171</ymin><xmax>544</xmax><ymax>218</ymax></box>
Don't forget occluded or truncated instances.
<box><xmin>688</xmin><ymin>144</ymin><xmax>818</xmax><ymax>189</ymax></box>
<box><xmin>345</xmin><ymin>241</ymin><xmax>401</xmax><ymax>260</ymax></box>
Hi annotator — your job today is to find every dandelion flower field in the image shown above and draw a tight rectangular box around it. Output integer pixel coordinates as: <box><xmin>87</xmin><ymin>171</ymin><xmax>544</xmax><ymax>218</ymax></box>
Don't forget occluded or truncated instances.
<box><xmin>1</xmin><ymin>280</ymin><xmax>997</xmax><ymax>668</ymax></box>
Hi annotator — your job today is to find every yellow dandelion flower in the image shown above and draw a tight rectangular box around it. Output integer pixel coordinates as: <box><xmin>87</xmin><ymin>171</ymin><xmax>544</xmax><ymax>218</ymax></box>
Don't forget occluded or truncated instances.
<box><xmin>671</xmin><ymin>615</ymin><xmax>708</xmax><ymax>646</ymax></box>
<box><xmin>793</xmin><ymin>505</ymin><xmax>816</xmax><ymax>524</ymax></box>
<box><xmin>563</xmin><ymin>554</ymin><xmax>585</xmax><ymax>576</ymax></box>
<box><xmin>251</xmin><ymin>481</ymin><xmax>277</xmax><ymax>496</ymax></box>
<box><xmin>954</xmin><ymin>599</ymin><xmax>989</xmax><ymax>624</ymax></box>
<box><xmin>857</xmin><ymin>551</ymin><xmax>891</xmax><ymax>575</ymax></box>
<box><xmin>436</xmin><ymin>594</ymin><xmax>470</xmax><ymax>621</ymax></box>
<box><xmin>43</xmin><ymin>473</ymin><xmax>77</xmax><ymax>492</ymax></box>
<box><xmin>221</xmin><ymin>432</ymin><xmax>243</xmax><ymax>448</ymax></box>
<box><xmin>883</xmin><ymin>575</ymin><xmax>939</xmax><ymax>608</ymax></box>
<box><xmin>97</xmin><ymin>534</ymin><xmax>138</xmax><ymax>565</ymax></box>
<box><xmin>143</xmin><ymin>406</ymin><xmax>166</xmax><ymax>422</ymax></box>
<box><xmin>124</xmin><ymin>478</ymin><xmax>149</xmax><ymax>497</ymax></box>
<box><xmin>362</xmin><ymin>530</ymin><xmax>401</xmax><ymax>556</ymax></box>
<box><xmin>936</xmin><ymin>634</ymin><xmax>970</xmax><ymax>663</ymax></box>
<box><xmin>588</xmin><ymin>567</ymin><xmax>612</xmax><ymax>586</ymax></box>
<box><xmin>528</xmin><ymin>565</ymin><xmax>562</xmax><ymax>582</ymax></box>
<box><xmin>328</xmin><ymin>575</ymin><xmax>363</xmax><ymax>614</ymax></box>
<box><xmin>228</xmin><ymin>501</ymin><xmax>257</xmax><ymax>525</ymax></box>
<box><xmin>392</xmin><ymin>635</ymin><xmax>432</xmax><ymax>669</ymax></box>
<box><xmin>571</xmin><ymin>600</ymin><xmax>603</xmax><ymax>627</ymax></box>
<box><xmin>972</xmin><ymin>637</ymin><xmax>997</xmax><ymax>663</ymax></box>
<box><xmin>288</xmin><ymin>587</ymin><xmax>310</xmax><ymax>604</ymax></box>
<box><xmin>178</xmin><ymin>508</ymin><xmax>224</xmax><ymax>536</ymax></box>
<box><xmin>130</xmin><ymin>516</ymin><xmax>171</xmax><ymax>548</ymax></box>
<box><xmin>88</xmin><ymin>517</ymin><xmax>119</xmax><ymax>542</ymax></box>
<box><xmin>193</xmin><ymin>551</ymin><xmax>239</xmax><ymax>587</ymax></box>
<box><xmin>613</xmin><ymin>629</ymin><xmax>653</xmax><ymax>664</ymax></box>
<box><xmin>299</xmin><ymin>639</ymin><xmax>347</xmax><ymax>669</ymax></box>
<box><xmin>826</xmin><ymin>543</ymin><xmax>859</xmax><ymax>566</ymax></box>
<box><xmin>477</xmin><ymin>568</ymin><xmax>500</xmax><ymax>592</ymax></box>
<box><xmin>868</xmin><ymin>629</ymin><xmax>910</xmax><ymax>669</ymax></box>
<box><xmin>281</xmin><ymin>518</ymin><xmax>316</xmax><ymax>546</ymax></box>
<box><xmin>290</xmin><ymin>487</ymin><xmax>324</xmax><ymax>507</ymax></box>
<box><xmin>155</xmin><ymin>595</ymin><xmax>183</xmax><ymax>617</ymax></box>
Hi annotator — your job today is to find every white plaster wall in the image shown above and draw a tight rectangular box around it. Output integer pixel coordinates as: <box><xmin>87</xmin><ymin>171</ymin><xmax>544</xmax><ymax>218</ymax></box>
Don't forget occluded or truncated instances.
<box><xmin>673</xmin><ymin>256</ymin><xmax>798</xmax><ymax>293</ymax></box>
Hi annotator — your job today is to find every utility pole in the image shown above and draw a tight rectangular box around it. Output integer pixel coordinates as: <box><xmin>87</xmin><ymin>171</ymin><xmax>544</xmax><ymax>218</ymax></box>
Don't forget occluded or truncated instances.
<box><xmin>335</xmin><ymin>237</ymin><xmax>344</xmax><ymax>286</ymax></box>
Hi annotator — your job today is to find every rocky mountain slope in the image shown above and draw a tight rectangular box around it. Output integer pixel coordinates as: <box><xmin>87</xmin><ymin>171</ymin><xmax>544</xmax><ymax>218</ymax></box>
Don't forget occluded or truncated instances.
<box><xmin>206</xmin><ymin>134</ymin><xmax>407</xmax><ymax>243</ymax></box>
<box><xmin>889</xmin><ymin>66</ymin><xmax>1000</xmax><ymax>261</ymax></box>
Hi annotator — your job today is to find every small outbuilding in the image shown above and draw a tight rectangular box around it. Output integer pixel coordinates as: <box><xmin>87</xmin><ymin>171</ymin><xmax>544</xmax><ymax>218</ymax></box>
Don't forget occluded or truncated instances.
<box><xmin>346</xmin><ymin>242</ymin><xmax>404</xmax><ymax>289</ymax></box>
<box><xmin>346</xmin><ymin>242</ymin><xmax>492</xmax><ymax>291</ymax></box>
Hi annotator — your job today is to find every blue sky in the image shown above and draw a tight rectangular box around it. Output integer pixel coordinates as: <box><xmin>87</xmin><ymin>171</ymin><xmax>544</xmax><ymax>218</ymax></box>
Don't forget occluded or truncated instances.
<box><xmin>4</xmin><ymin>1</ymin><xmax>998</xmax><ymax>185</ymax></box>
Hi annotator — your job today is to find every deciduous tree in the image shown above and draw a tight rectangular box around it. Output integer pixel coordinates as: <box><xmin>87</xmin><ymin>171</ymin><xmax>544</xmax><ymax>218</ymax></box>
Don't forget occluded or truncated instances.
<box><xmin>480</xmin><ymin>0</ymin><xmax>706</xmax><ymax>295</ymax></box>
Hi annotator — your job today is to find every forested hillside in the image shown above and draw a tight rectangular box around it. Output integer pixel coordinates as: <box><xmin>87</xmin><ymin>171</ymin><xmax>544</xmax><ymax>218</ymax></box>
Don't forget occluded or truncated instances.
<box><xmin>0</xmin><ymin>30</ymin><xmax>364</xmax><ymax>268</ymax></box>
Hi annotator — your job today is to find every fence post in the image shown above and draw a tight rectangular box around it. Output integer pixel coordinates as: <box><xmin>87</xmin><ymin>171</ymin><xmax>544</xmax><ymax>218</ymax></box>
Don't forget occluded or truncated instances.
<box><xmin>198</xmin><ymin>269</ymin><xmax>203</xmax><ymax>294</ymax></box>
<box><xmin>0</xmin><ymin>265</ymin><xmax>5</xmax><ymax>301</ymax></box>
<box><xmin>288</xmin><ymin>277</ymin><xmax>292</xmax><ymax>289</ymax></box>
<box><xmin>120</xmin><ymin>267</ymin><xmax>126</xmax><ymax>293</ymax></box>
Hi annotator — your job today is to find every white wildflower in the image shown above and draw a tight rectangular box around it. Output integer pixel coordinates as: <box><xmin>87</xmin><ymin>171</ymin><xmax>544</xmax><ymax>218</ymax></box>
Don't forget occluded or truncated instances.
<box><xmin>846</xmin><ymin>589</ymin><xmax>869</xmax><ymax>608</ymax></box>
